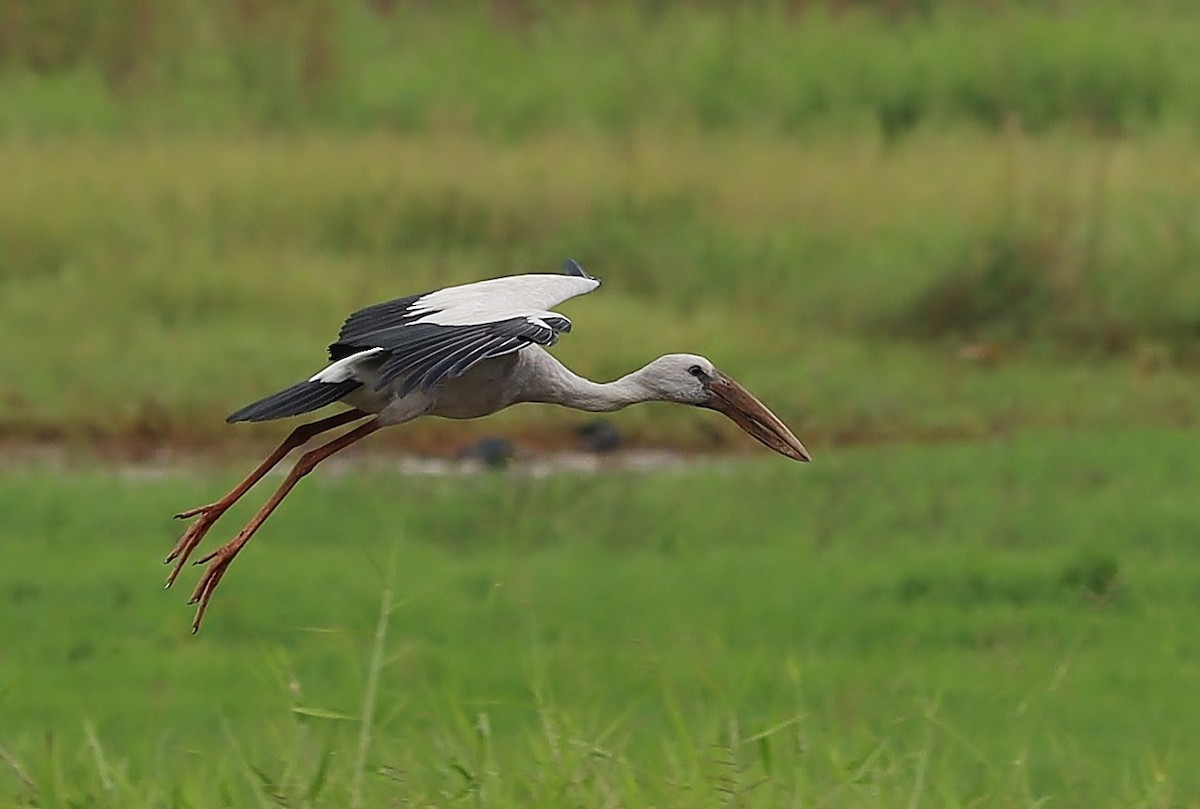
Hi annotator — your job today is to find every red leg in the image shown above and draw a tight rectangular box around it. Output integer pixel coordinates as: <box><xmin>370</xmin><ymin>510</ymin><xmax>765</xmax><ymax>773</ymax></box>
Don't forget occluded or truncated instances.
<box><xmin>186</xmin><ymin>419</ymin><xmax>383</xmax><ymax>632</ymax></box>
<box><xmin>164</xmin><ymin>409</ymin><xmax>368</xmax><ymax>588</ymax></box>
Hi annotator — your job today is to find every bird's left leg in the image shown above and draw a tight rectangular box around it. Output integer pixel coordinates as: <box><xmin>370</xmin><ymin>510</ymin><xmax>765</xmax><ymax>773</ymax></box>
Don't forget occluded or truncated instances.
<box><xmin>165</xmin><ymin>409</ymin><xmax>368</xmax><ymax>587</ymax></box>
<box><xmin>186</xmin><ymin>418</ymin><xmax>383</xmax><ymax>632</ymax></box>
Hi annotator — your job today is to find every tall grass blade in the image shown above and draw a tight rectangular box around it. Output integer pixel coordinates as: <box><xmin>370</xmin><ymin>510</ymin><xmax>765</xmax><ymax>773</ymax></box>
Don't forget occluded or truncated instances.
<box><xmin>350</xmin><ymin>545</ymin><xmax>399</xmax><ymax>809</ymax></box>
<box><xmin>81</xmin><ymin>718</ymin><xmax>114</xmax><ymax>793</ymax></box>
<box><xmin>0</xmin><ymin>745</ymin><xmax>36</xmax><ymax>795</ymax></box>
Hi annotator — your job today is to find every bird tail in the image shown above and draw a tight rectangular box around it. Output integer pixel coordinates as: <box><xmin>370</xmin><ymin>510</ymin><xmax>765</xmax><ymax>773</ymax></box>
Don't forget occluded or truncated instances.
<box><xmin>226</xmin><ymin>380</ymin><xmax>363</xmax><ymax>423</ymax></box>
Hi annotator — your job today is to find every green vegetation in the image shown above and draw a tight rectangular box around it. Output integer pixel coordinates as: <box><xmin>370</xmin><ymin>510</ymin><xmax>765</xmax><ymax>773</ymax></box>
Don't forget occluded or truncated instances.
<box><xmin>1</xmin><ymin>2</ymin><xmax>1199</xmax><ymax>449</ymax></box>
<box><xmin>3</xmin><ymin>2</ymin><xmax>1200</xmax><ymax>806</ymax></box>
<box><xmin>3</xmin><ymin>430</ymin><xmax>1199</xmax><ymax>806</ymax></box>
<box><xmin>3</xmin><ymin>128</ymin><xmax>1200</xmax><ymax>448</ymax></box>
<box><xmin>2</xmin><ymin>1</ymin><xmax>1200</xmax><ymax>137</ymax></box>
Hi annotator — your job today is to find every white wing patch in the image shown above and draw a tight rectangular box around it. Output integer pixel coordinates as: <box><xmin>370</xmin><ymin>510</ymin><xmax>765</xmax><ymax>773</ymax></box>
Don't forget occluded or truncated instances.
<box><xmin>309</xmin><ymin>347</ymin><xmax>384</xmax><ymax>383</ymax></box>
<box><xmin>409</xmin><ymin>275</ymin><xmax>599</xmax><ymax>327</ymax></box>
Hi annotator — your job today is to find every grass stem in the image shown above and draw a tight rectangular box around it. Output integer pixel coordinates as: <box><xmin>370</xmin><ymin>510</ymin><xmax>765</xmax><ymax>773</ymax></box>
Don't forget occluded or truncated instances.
<box><xmin>351</xmin><ymin>546</ymin><xmax>398</xmax><ymax>809</ymax></box>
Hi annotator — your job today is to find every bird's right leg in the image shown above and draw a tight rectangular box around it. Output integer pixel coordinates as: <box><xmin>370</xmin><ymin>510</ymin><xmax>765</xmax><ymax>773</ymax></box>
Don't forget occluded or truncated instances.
<box><xmin>164</xmin><ymin>409</ymin><xmax>368</xmax><ymax>587</ymax></box>
<box><xmin>186</xmin><ymin>418</ymin><xmax>382</xmax><ymax>632</ymax></box>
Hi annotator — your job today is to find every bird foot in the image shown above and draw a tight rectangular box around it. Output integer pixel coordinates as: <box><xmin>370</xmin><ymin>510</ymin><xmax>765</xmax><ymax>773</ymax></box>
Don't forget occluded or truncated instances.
<box><xmin>187</xmin><ymin>534</ymin><xmax>250</xmax><ymax>633</ymax></box>
<box><xmin>174</xmin><ymin>502</ymin><xmax>217</xmax><ymax>520</ymax></box>
<box><xmin>164</xmin><ymin>502</ymin><xmax>228</xmax><ymax>588</ymax></box>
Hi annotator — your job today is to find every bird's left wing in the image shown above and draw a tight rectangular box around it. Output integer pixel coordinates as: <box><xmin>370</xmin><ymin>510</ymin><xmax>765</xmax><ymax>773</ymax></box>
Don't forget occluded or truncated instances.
<box><xmin>326</xmin><ymin>268</ymin><xmax>600</xmax><ymax>396</ymax></box>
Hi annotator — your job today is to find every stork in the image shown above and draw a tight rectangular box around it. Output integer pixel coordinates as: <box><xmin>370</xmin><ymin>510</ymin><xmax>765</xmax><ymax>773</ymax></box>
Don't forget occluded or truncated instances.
<box><xmin>166</xmin><ymin>261</ymin><xmax>809</xmax><ymax>631</ymax></box>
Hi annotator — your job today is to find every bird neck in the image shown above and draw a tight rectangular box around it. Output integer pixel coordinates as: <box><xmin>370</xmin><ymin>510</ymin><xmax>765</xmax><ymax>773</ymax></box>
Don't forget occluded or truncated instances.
<box><xmin>517</xmin><ymin>349</ymin><xmax>653</xmax><ymax>412</ymax></box>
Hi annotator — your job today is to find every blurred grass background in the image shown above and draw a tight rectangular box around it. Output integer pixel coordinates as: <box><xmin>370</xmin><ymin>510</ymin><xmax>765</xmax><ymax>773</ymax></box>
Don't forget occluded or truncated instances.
<box><xmin>1</xmin><ymin>0</ymin><xmax>1199</xmax><ymax>452</ymax></box>
<box><xmin>3</xmin><ymin>2</ymin><xmax>1200</xmax><ymax>806</ymax></box>
<box><xmin>2</xmin><ymin>0</ymin><xmax>1199</xmax><ymax>136</ymax></box>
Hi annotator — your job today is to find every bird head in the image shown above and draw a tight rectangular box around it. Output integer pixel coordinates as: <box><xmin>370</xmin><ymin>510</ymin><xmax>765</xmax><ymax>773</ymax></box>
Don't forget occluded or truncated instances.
<box><xmin>643</xmin><ymin>354</ymin><xmax>811</xmax><ymax>462</ymax></box>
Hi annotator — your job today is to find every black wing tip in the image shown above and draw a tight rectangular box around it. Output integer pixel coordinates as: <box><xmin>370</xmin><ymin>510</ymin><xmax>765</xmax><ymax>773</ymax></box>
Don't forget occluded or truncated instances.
<box><xmin>543</xmin><ymin>314</ymin><xmax>571</xmax><ymax>333</ymax></box>
<box><xmin>226</xmin><ymin>403</ymin><xmax>264</xmax><ymax>423</ymax></box>
<box><xmin>225</xmin><ymin>380</ymin><xmax>362</xmax><ymax>423</ymax></box>
<box><xmin>563</xmin><ymin>259</ymin><xmax>598</xmax><ymax>282</ymax></box>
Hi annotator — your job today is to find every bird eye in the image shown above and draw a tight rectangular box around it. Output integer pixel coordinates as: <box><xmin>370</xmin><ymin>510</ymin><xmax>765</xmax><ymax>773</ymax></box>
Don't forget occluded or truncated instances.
<box><xmin>688</xmin><ymin>364</ymin><xmax>705</xmax><ymax>378</ymax></box>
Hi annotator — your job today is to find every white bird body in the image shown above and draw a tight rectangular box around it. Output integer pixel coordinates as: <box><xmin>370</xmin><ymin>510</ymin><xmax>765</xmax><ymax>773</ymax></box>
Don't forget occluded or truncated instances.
<box><xmin>333</xmin><ymin>346</ymin><xmax>714</xmax><ymax>424</ymax></box>
<box><xmin>166</xmin><ymin>261</ymin><xmax>809</xmax><ymax>632</ymax></box>
<box><xmin>337</xmin><ymin>349</ymin><xmax>525</xmax><ymax>422</ymax></box>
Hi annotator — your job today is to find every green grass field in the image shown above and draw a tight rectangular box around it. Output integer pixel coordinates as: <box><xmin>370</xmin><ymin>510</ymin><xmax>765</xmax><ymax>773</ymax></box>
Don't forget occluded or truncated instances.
<box><xmin>3</xmin><ymin>128</ymin><xmax>1200</xmax><ymax>450</ymax></box>
<box><xmin>4</xmin><ymin>2</ymin><xmax>1200</xmax><ymax>806</ymax></box>
<box><xmin>4</xmin><ymin>1</ymin><xmax>1200</xmax><ymax>137</ymax></box>
<box><xmin>2</xmin><ymin>2</ymin><xmax>1200</xmax><ymax>451</ymax></box>
<box><xmin>3</xmin><ymin>430</ymin><xmax>1199</xmax><ymax>807</ymax></box>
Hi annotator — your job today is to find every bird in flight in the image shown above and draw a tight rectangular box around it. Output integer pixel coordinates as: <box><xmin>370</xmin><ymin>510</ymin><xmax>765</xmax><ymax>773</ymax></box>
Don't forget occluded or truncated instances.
<box><xmin>166</xmin><ymin>260</ymin><xmax>810</xmax><ymax>631</ymax></box>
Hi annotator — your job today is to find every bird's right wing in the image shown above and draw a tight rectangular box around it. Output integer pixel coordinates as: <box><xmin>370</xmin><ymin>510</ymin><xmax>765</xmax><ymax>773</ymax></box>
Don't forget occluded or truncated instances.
<box><xmin>326</xmin><ymin>264</ymin><xmax>601</xmax><ymax>395</ymax></box>
<box><xmin>335</xmin><ymin>271</ymin><xmax>599</xmax><ymax>345</ymax></box>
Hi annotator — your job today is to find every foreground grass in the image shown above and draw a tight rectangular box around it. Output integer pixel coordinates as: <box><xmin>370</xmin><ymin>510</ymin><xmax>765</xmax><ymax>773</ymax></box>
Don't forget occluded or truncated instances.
<box><xmin>2</xmin><ymin>429</ymin><xmax>1198</xmax><ymax>806</ymax></box>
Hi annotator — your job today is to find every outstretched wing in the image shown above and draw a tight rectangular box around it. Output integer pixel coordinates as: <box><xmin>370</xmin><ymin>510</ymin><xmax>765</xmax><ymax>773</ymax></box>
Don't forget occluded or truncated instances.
<box><xmin>322</xmin><ymin>262</ymin><xmax>600</xmax><ymax>396</ymax></box>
